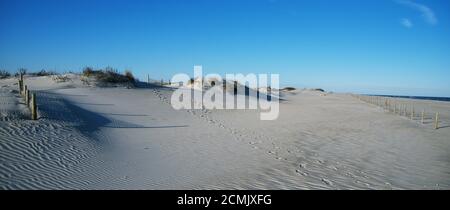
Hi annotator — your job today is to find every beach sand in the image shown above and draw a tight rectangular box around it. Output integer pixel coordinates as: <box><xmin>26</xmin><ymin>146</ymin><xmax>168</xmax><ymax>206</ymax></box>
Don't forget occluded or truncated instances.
<box><xmin>1</xmin><ymin>75</ymin><xmax>449</xmax><ymax>189</ymax></box>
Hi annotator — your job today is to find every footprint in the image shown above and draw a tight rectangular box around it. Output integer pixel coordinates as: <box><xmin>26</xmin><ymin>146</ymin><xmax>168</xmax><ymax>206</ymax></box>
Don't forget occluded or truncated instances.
<box><xmin>321</xmin><ymin>178</ymin><xmax>333</xmax><ymax>186</ymax></box>
<box><xmin>329</xmin><ymin>166</ymin><xmax>338</xmax><ymax>171</ymax></box>
<box><xmin>295</xmin><ymin>169</ymin><xmax>308</xmax><ymax>176</ymax></box>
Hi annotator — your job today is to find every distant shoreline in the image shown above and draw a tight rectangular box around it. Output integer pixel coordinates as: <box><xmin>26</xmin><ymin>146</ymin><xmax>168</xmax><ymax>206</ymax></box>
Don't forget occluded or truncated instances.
<box><xmin>365</xmin><ymin>94</ymin><xmax>450</xmax><ymax>102</ymax></box>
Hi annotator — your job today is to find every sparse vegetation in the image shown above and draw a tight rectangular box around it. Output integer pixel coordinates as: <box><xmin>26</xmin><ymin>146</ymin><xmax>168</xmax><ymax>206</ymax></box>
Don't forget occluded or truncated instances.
<box><xmin>282</xmin><ymin>87</ymin><xmax>296</xmax><ymax>91</ymax></box>
<box><xmin>52</xmin><ymin>75</ymin><xmax>71</xmax><ymax>83</ymax></box>
<box><xmin>312</xmin><ymin>88</ymin><xmax>324</xmax><ymax>92</ymax></box>
<box><xmin>124</xmin><ymin>70</ymin><xmax>135</xmax><ymax>83</ymax></box>
<box><xmin>82</xmin><ymin>67</ymin><xmax>95</xmax><ymax>77</ymax></box>
<box><xmin>0</xmin><ymin>70</ymin><xmax>11</xmax><ymax>79</ymax></box>
<box><xmin>30</xmin><ymin>69</ymin><xmax>58</xmax><ymax>76</ymax></box>
<box><xmin>14</xmin><ymin>68</ymin><xmax>27</xmax><ymax>77</ymax></box>
<box><xmin>11</xmin><ymin>68</ymin><xmax>59</xmax><ymax>77</ymax></box>
<box><xmin>82</xmin><ymin>66</ymin><xmax>135</xmax><ymax>86</ymax></box>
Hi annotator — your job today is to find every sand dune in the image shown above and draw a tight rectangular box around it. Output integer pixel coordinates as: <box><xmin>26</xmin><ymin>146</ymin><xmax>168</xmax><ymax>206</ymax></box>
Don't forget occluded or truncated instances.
<box><xmin>1</xmin><ymin>75</ymin><xmax>449</xmax><ymax>189</ymax></box>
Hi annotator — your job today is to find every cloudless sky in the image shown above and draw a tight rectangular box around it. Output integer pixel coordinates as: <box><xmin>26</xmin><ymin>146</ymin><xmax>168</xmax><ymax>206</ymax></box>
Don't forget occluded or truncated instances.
<box><xmin>1</xmin><ymin>0</ymin><xmax>449</xmax><ymax>96</ymax></box>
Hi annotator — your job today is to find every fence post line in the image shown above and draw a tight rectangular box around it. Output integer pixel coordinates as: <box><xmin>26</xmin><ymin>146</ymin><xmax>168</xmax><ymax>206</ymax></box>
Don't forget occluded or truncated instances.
<box><xmin>434</xmin><ymin>112</ymin><xmax>439</xmax><ymax>129</ymax></box>
<box><xmin>31</xmin><ymin>93</ymin><xmax>37</xmax><ymax>120</ymax></box>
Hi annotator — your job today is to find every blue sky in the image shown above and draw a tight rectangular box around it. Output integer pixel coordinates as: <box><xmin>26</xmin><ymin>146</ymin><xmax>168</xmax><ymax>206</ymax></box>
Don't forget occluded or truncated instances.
<box><xmin>1</xmin><ymin>0</ymin><xmax>449</xmax><ymax>96</ymax></box>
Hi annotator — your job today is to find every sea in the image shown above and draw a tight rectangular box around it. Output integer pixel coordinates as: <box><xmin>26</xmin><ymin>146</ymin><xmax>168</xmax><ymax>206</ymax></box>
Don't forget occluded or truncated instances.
<box><xmin>368</xmin><ymin>95</ymin><xmax>450</xmax><ymax>102</ymax></box>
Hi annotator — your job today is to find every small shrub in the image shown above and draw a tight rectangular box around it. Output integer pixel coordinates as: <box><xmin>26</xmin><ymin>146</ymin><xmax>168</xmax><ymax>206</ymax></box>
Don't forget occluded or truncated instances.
<box><xmin>282</xmin><ymin>87</ymin><xmax>296</xmax><ymax>91</ymax></box>
<box><xmin>82</xmin><ymin>67</ymin><xmax>94</xmax><ymax>77</ymax></box>
<box><xmin>124</xmin><ymin>70</ymin><xmax>135</xmax><ymax>82</ymax></box>
<box><xmin>32</xmin><ymin>69</ymin><xmax>58</xmax><ymax>76</ymax></box>
<box><xmin>0</xmin><ymin>70</ymin><xmax>11</xmax><ymax>79</ymax></box>
<box><xmin>81</xmin><ymin>76</ymin><xmax>90</xmax><ymax>85</ymax></box>
<box><xmin>52</xmin><ymin>75</ymin><xmax>70</xmax><ymax>83</ymax></box>
<box><xmin>312</xmin><ymin>88</ymin><xmax>325</xmax><ymax>92</ymax></box>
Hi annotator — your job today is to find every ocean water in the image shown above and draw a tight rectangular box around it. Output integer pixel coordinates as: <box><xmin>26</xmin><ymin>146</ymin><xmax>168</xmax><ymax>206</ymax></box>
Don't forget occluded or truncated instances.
<box><xmin>368</xmin><ymin>95</ymin><xmax>450</xmax><ymax>102</ymax></box>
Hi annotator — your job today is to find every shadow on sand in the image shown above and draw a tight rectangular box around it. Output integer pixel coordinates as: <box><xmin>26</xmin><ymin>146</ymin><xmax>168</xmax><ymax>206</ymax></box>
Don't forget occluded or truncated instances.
<box><xmin>72</xmin><ymin>102</ymin><xmax>115</xmax><ymax>106</ymax></box>
<box><xmin>36</xmin><ymin>91</ymin><xmax>188</xmax><ymax>139</ymax></box>
<box><xmin>96</xmin><ymin>112</ymin><xmax>151</xmax><ymax>117</ymax></box>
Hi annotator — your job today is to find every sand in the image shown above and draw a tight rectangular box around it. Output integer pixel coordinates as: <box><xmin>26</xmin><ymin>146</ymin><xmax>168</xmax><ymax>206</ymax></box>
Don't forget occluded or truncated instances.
<box><xmin>1</xmin><ymin>75</ymin><xmax>449</xmax><ymax>189</ymax></box>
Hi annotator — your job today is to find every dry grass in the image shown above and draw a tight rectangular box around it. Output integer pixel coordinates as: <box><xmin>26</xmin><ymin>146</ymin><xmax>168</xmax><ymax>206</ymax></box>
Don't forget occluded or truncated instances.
<box><xmin>82</xmin><ymin>66</ymin><xmax>135</xmax><ymax>85</ymax></box>
<box><xmin>0</xmin><ymin>70</ymin><xmax>10</xmax><ymax>79</ymax></box>
<box><xmin>52</xmin><ymin>75</ymin><xmax>71</xmax><ymax>83</ymax></box>
<box><xmin>30</xmin><ymin>69</ymin><xmax>58</xmax><ymax>76</ymax></box>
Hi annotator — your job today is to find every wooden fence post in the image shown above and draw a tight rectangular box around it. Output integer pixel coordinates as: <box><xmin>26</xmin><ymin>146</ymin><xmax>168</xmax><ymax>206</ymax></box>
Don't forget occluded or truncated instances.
<box><xmin>26</xmin><ymin>89</ymin><xmax>30</xmax><ymax>107</ymax></box>
<box><xmin>411</xmin><ymin>107</ymin><xmax>414</xmax><ymax>120</ymax></box>
<box><xmin>19</xmin><ymin>73</ymin><xmax>24</xmax><ymax>95</ymax></box>
<box><xmin>421</xmin><ymin>109</ymin><xmax>424</xmax><ymax>124</ymax></box>
<box><xmin>388</xmin><ymin>100</ymin><xmax>391</xmax><ymax>112</ymax></box>
<box><xmin>434</xmin><ymin>112</ymin><xmax>439</xmax><ymax>129</ymax></box>
<box><xmin>20</xmin><ymin>80</ymin><xmax>23</xmax><ymax>95</ymax></box>
<box><xmin>23</xmin><ymin>85</ymin><xmax>27</xmax><ymax>99</ymax></box>
<box><xmin>31</xmin><ymin>93</ymin><xmax>37</xmax><ymax>120</ymax></box>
